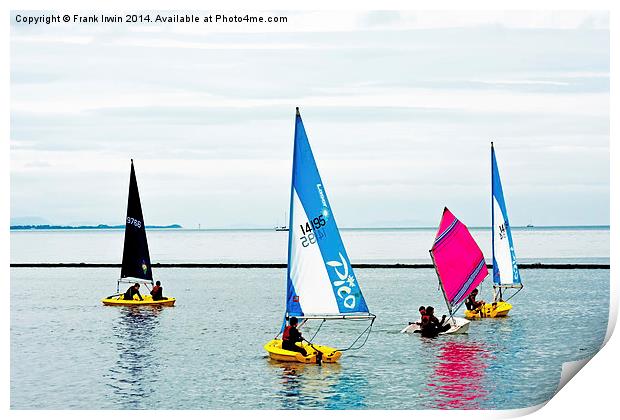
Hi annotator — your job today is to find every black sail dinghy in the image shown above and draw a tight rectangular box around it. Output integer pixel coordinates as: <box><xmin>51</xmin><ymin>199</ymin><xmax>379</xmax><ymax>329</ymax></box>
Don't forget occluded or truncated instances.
<box><xmin>102</xmin><ymin>160</ymin><xmax>175</xmax><ymax>307</ymax></box>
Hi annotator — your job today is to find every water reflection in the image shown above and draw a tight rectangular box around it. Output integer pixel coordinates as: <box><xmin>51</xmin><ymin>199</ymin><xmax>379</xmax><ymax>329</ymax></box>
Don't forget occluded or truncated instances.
<box><xmin>483</xmin><ymin>317</ymin><xmax>528</xmax><ymax>407</ymax></box>
<box><xmin>424</xmin><ymin>338</ymin><xmax>491</xmax><ymax>409</ymax></box>
<box><xmin>269</xmin><ymin>359</ymin><xmax>366</xmax><ymax>409</ymax></box>
<box><xmin>324</xmin><ymin>363</ymin><xmax>367</xmax><ymax>409</ymax></box>
<box><xmin>105</xmin><ymin>307</ymin><xmax>162</xmax><ymax>408</ymax></box>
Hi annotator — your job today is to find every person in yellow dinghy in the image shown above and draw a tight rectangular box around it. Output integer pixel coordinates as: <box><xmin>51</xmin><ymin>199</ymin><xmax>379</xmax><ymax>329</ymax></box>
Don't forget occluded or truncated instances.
<box><xmin>123</xmin><ymin>283</ymin><xmax>143</xmax><ymax>301</ymax></box>
<box><xmin>465</xmin><ymin>289</ymin><xmax>485</xmax><ymax>314</ymax></box>
<box><xmin>150</xmin><ymin>281</ymin><xmax>164</xmax><ymax>301</ymax></box>
<box><xmin>282</xmin><ymin>317</ymin><xmax>307</xmax><ymax>356</ymax></box>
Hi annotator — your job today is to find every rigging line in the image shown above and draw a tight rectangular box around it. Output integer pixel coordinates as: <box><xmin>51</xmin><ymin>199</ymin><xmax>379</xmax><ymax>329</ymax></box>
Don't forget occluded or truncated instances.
<box><xmin>504</xmin><ymin>286</ymin><xmax>524</xmax><ymax>302</ymax></box>
<box><xmin>446</xmin><ymin>304</ymin><xmax>459</xmax><ymax>324</ymax></box>
<box><xmin>450</xmin><ymin>300</ymin><xmax>466</xmax><ymax>319</ymax></box>
<box><xmin>308</xmin><ymin>319</ymin><xmax>325</xmax><ymax>342</ymax></box>
<box><xmin>337</xmin><ymin>317</ymin><xmax>375</xmax><ymax>352</ymax></box>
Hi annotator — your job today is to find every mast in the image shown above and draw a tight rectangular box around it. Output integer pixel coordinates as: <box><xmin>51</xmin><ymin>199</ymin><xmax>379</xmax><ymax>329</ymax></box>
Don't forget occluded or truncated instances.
<box><xmin>284</xmin><ymin>107</ymin><xmax>299</xmax><ymax>321</ymax></box>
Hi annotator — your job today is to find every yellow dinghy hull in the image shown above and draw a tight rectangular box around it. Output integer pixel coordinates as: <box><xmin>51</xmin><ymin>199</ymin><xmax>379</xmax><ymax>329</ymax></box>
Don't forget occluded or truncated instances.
<box><xmin>101</xmin><ymin>295</ymin><xmax>176</xmax><ymax>307</ymax></box>
<box><xmin>465</xmin><ymin>301</ymin><xmax>512</xmax><ymax>319</ymax></box>
<box><xmin>264</xmin><ymin>339</ymin><xmax>342</xmax><ymax>364</ymax></box>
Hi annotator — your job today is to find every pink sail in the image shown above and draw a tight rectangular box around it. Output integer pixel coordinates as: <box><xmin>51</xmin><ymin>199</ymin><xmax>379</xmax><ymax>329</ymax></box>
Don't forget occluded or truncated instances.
<box><xmin>431</xmin><ymin>207</ymin><xmax>488</xmax><ymax>309</ymax></box>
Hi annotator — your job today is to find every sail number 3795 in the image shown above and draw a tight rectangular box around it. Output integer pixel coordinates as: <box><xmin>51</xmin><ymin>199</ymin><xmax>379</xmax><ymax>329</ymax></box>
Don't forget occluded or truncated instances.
<box><xmin>127</xmin><ymin>217</ymin><xmax>142</xmax><ymax>228</ymax></box>
<box><xmin>299</xmin><ymin>215</ymin><xmax>326</xmax><ymax>247</ymax></box>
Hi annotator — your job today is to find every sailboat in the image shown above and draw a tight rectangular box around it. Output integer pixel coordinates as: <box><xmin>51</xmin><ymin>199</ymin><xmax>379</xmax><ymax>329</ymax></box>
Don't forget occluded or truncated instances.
<box><xmin>102</xmin><ymin>160</ymin><xmax>176</xmax><ymax>307</ymax></box>
<box><xmin>403</xmin><ymin>208</ymin><xmax>487</xmax><ymax>335</ymax></box>
<box><xmin>274</xmin><ymin>211</ymin><xmax>289</xmax><ymax>231</ymax></box>
<box><xmin>264</xmin><ymin>108</ymin><xmax>375</xmax><ymax>363</ymax></box>
<box><xmin>465</xmin><ymin>142</ymin><xmax>523</xmax><ymax>318</ymax></box>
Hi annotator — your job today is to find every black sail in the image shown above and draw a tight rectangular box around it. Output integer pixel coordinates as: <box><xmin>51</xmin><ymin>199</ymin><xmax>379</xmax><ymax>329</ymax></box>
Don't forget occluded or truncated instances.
<box><xmin>120</xmin><ymin>160</ymin><xmax>153</xmax><ymax>281</ymax></box>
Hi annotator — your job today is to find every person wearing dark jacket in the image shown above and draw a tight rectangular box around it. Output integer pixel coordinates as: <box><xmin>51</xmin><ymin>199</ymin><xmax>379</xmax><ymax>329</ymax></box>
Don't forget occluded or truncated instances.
<box><xmin>123</xmin><ymin>283</ymin><xmax>143</xmax><ymax>301</ymax></box>
<box><xmin>281</xmin><ymin>317</ymin><xmax>307</xmax><ymax>356</ymax></box>
<box><xmin>409</xmin><ymin>306</ymin><xmax>427</xmax><ymax>329</ymax></box>
<box><xmin>420</xmin><ymin>306</ymin><xmax>451</xmax><ymax>338</ymax></box>
<box><xmin>465</xmin><ymin>288</ymin><xmax>485</xmax><ymax>312</ymax></box>
<box><xmin>416</xmin><ymin>306</ymin><xmax>426</xmax><ymax>325</ymax></box>
<box><xmin>150</xmin><ymin>281</ymin><xmax>163</xmax><ymax>301</ymax></box>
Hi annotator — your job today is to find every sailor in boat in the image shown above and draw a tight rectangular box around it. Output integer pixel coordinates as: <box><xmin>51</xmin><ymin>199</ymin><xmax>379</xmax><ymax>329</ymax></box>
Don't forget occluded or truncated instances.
<box><xmin>465</xmin><ymin>289</ymin><xmax>485</xmax><ymax>314</ymax></box>
<box><xmin>409</xmin><ymin>306</ymin><xmax>427</xmax><ymax>327</ymax></box>
<box><xmin>282</xmin><ymin>317</ymin><xmax>307</xmax><ymax>356</ymax></box>
<box><xmin>420</xmin><ymin>306</ymin><xmax>451</xmax><ymax>338</ymax></box>
<box><xmin>150</xmin><ymin>281</ymin><xmax>164</xmax><ymax>301</ymax></box>
<box><xmin>123</xmin><ymin>283</ymin><xmax>144</xmax><ymax>301</ymax></box>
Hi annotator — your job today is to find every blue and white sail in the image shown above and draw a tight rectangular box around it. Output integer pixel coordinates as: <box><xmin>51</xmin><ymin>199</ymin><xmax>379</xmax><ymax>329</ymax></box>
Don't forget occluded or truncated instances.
<box><xmin>491</xmin><ymin>143</ymin><xmax>522</xmax><ymax>288</ymax></box>
<box><xmin>285</xmin><ymin>108</ymin><xmax>371</xmax><ymax>320</ymax></box>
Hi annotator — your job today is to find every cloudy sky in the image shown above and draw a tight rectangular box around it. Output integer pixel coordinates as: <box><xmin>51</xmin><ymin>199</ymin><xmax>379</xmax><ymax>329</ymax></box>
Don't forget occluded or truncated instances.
<box><xmin>10</xmin><ymin>10</ymin><xmax>609</xmax><ymax>228</ymax></box>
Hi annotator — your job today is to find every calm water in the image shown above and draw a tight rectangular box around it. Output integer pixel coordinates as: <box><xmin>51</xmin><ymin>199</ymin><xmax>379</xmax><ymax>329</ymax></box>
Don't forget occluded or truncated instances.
<box><xmin>10</xmin><ymin>229</ymin><xmax>610</xmax><ymax>409</ymax></box>
<box><xmin>10</xmin><ymin>227</ymin><xmax>610</xmax><ymax>264</ymax></box>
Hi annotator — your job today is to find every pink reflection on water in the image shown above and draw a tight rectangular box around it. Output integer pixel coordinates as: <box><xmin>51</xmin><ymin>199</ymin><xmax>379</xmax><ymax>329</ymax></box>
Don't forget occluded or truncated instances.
<box><xmin>427</xmin><ymin>340</ymin><xmax>493</xmax><ymax>409</ymax></box>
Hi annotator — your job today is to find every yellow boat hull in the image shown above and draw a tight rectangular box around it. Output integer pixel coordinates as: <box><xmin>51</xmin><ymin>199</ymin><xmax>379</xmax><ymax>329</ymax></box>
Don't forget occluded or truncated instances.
<box><xmin>264</xmin><ymin>339</ymin><xmax>342</xmax><ymax>364</ymax></box>
<box><xmin>465</xmin><ymin>301</ymin><xmax>512</xmax><ymax>319</ymax></box>
<box><xmin>101</xmin><ymin>295</ymin><xmax>176</xmax><ymax>307</ymax></box>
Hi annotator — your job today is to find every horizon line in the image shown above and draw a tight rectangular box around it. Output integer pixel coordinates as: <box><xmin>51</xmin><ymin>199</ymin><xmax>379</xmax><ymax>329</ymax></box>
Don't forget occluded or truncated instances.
<box><xmin>9</xmin><ymin>224</ymin><xmax>611</xmax><ymax>231</ymax></box>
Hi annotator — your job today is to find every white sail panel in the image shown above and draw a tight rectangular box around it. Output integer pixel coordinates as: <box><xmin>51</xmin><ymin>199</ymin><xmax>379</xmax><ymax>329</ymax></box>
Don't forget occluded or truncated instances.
<box><xmin>493</xmin><ymin>197</ymin><xmax>517</xmax><ymax>285</ymax></box>
<box><xmin>289</xmin><ymin>189</ymin><xmax>340</xmax><ymax>315</ymax></box>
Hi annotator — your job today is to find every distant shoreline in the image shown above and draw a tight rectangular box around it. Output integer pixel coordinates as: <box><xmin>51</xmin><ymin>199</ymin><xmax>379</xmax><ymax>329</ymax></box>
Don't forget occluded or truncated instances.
<box><xmin>9</xmin><ymin>262</ymin><xmax>610</xmax><ymax>269</ymax></box>
<box><xmin>10</xmin><ymin>224</ymin><xmax>182</xmax><ymax>230</ymax></box>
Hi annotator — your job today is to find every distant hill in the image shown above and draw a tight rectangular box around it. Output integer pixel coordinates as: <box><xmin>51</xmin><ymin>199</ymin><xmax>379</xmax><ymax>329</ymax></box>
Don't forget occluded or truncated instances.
<box><xmin>10</xmin><ymin>224</ymin><xmax>182</xmax><ymax>230</ymax></box>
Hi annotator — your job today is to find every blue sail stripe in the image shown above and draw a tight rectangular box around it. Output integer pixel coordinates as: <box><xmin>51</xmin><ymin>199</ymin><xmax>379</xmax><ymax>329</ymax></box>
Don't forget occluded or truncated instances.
<box><xmin>452</xmin><ymin>258</ymin><xmax>486</xmax><ymax>305</ymax></box>
<box><xmin>492</xmin><ymin>256</ymin><xmax>500</xmax><ymax>283</ymax></box>
<box><xmin>433</xmin><ymin>218</ymin><xmax>458</xmax><ymax>247</ymax></box>
<box><xmin>285</xmin><ymin>271</ymin><xmax>303</xmax><ymax>317</ymax></box>
<box><xmin>284</xmin><ymin>114</ymin><xmax>299</xmax><ymax>318</ymax></box>
<box><xmin>281</xmin><ymin>275</ymin><xmax>302</xmax><ymax>333</ymax></box>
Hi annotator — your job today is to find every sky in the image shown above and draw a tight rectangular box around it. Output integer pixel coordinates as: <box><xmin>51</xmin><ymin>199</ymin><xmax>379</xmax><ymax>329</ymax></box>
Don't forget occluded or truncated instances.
<box><xmin>10</xmin><ymin>10</ymin><xmax>610</xmax><ymax>228</ymax></box>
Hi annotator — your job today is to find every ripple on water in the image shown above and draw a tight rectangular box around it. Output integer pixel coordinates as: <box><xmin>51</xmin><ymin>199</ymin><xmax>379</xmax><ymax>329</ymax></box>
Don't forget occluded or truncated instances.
<box><xmin>10</xmin><ymin>267</ymin><xmax>609</xmax><ymax>409</ymax></box>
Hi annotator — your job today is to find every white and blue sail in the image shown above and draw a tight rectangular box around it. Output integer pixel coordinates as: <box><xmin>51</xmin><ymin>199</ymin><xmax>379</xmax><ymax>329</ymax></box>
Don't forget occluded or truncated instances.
<box><xmin>491</xmin><ymin>143</ymin><xmax>522</xmax><ymax>289</ymax></box>
<box><xmin>285</xmin><ymin>108</ymin><xmax>371</xmax><ymax>320</ymax></box>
